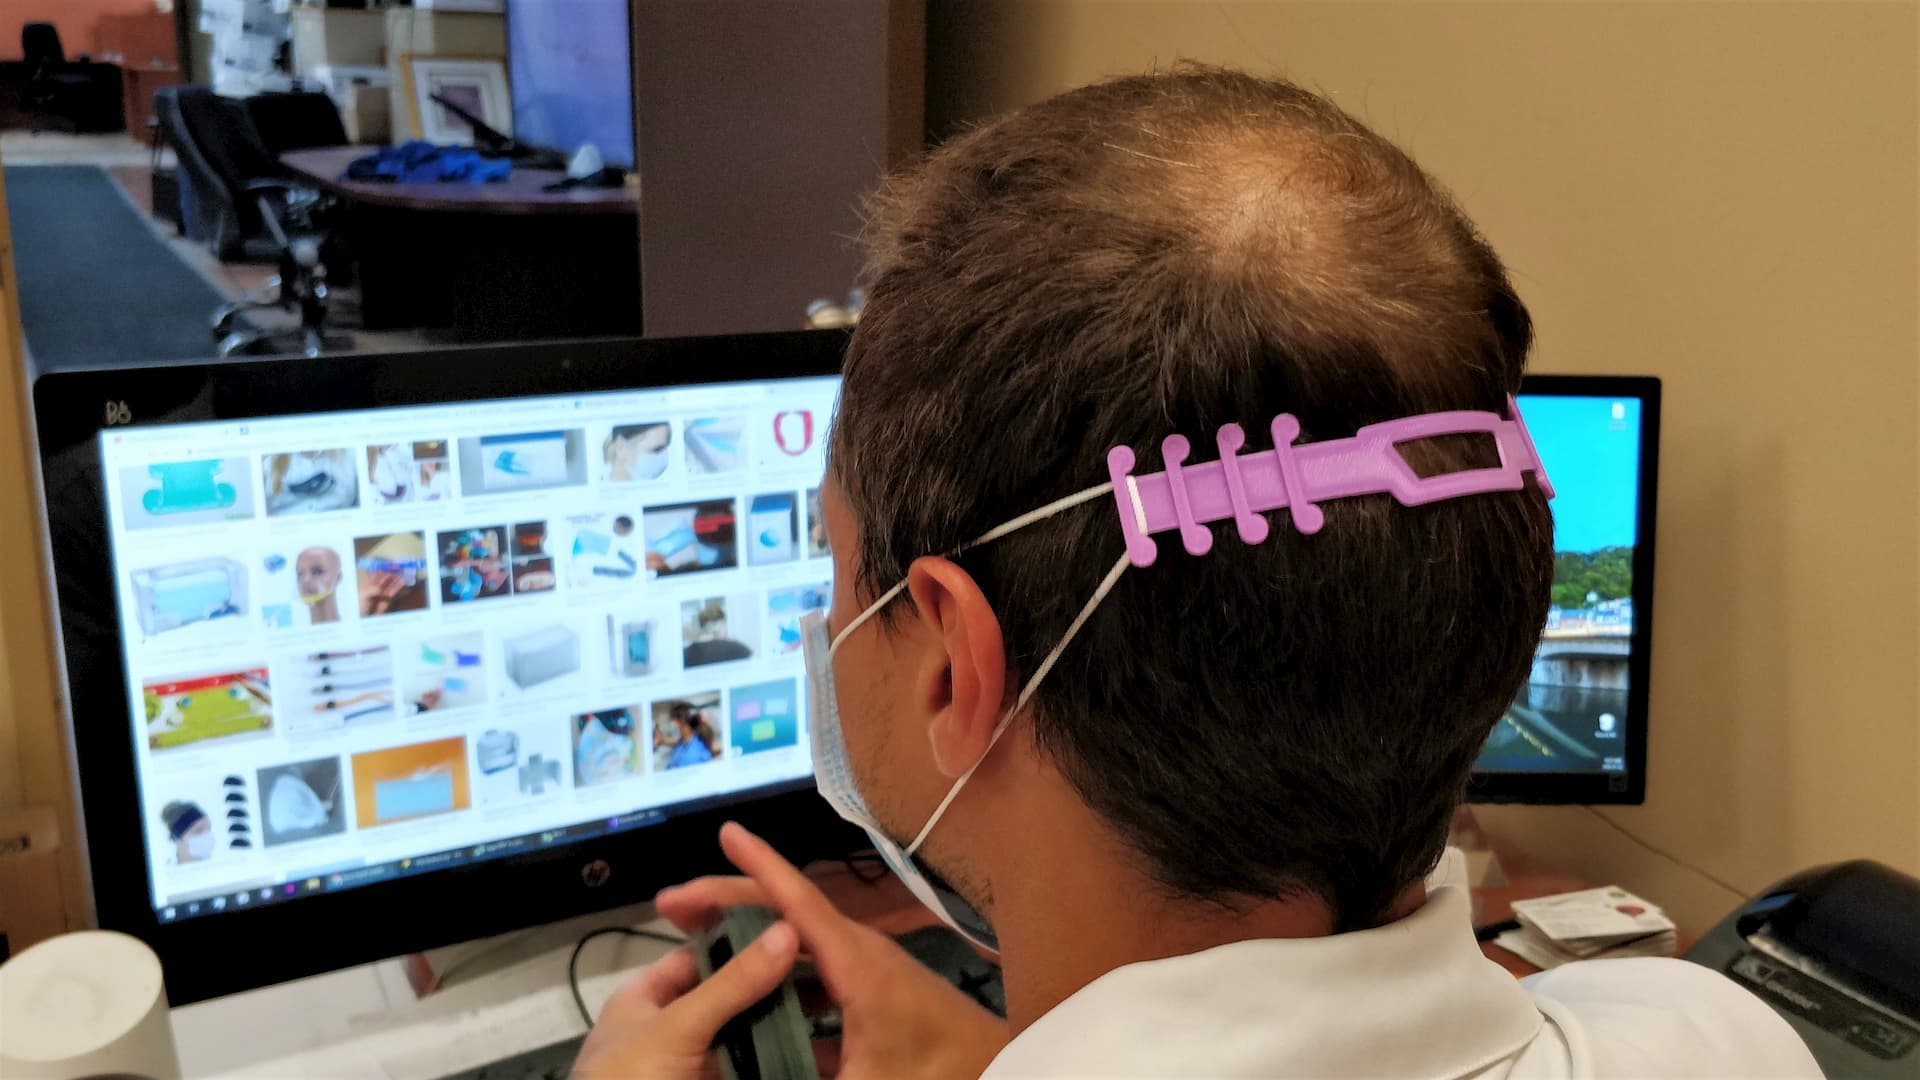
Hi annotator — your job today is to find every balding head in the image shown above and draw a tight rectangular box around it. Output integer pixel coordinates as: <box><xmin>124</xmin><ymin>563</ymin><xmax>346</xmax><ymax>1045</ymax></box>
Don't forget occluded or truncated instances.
<box><xmin>830</xmin><ymin>67</ymin><xmax>1551</xmax><ymax>928</ymax></box>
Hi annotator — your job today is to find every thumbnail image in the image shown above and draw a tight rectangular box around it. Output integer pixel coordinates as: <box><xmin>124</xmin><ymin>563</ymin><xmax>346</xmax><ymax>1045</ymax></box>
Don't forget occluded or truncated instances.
<box><xmin>118</xmin><ymin>458</ymin><xmax>255</xmax><ymax>530</ymax></box>
<box><xmin>745</xmin><ymin>492</ymin><xmax>800</xmax><ymax>566</ymax></box>
<box><xmin>278</xmin><ymin>646</ymin><xmax>395</xmax><ymax>737</ymax></box>
<box><xmin>152</xmin><ymin>773</ymin><xmax>254</xmax><ymax>867</ymax></box>
<box><xmin>158</xmin><ymin>798</ymin><xmax>216</xmax><ymax>866</ymax></box>
<box><xmin>767</xmin><ymin>581</ymin><xmax>830</xmax><ymax>655</ymax></box>
<box><xmin>129</xmin><ymin>557</ymin><xmax>247</xmax><ymax>638</ymax></box>
<box><xmin>511</xmin><ymin>521</ymin><xmax>557</xmax><ymax>595</ymax></box>
<box><xmin>368</xmin><ymin>440</ymin><xmax>455</xmax><ymax>504</ymax></box>
<box><xmin>401</xmin><ymin>631</ymin><xmax>487</xmax><ymax>715</ymax></box>
<box><xmin>572</xmin><ymin>707</ymin><xmax>644</xmax><ymax>788</ymax></box>
<box><xmin>354</xmin><ymin>531</ymin><xmax>431</xmax><ymax>618</ymax></box>
<box><xmin>559</xmin><ymin>511</ymin><xmax>644</xmax><ymax>590</ymax></box>
<box><xmin>603</xmin><ymin>611</ymin><xmax>674</xmax><ymax>680</ymax></box>
<box><xmin>416</xmin><ymin>441</ymin><xmax>455</xmax><ymax>501</ymax></box>
<box><xmin>603</xmin><ymin>422</ymin><xmax>672</xmax><ymax>484</ymax></box>
<box><xmin>257</xmin><ymin>757</ymin><xmax>345</xmax><ymax>847</ymax></box>
<box><xmin>652</xmin><ymin>692</ymin><xmax>724</xmax><ymax>772</ymax></box>
<box><xmin>263</xmin><ymin>449</ymin><xmax>359</xmax><ymax>516</ymax></box>
<box><xmin>502</xmin><ymin>623</ymin><xmax>582</xmax><ymax>691</ymax></box>
<box><xmin>351</xmin><ymin>736</ymin><xmax>471</xmax><ymax>829</ymax></box>
<box><xmin>439</xmin><ymin>525</ymin><xmax>511</xmax><ymax>603</ymax></box>
<box><xmin>439</xmin><ymin>523</ymin><xmax>553</xmax><ymax>601</ymax></box>
<box><xmin>368</xmin><ymin>443</ymin><xmax>414</xmax><ymax>505</ymax></box>
<box><xmin>682</xmin><ymin>594</ymin><xmax>758</xmax><ymax>669</ymax></box>
<box><xmin>805</xmin><ymin>487</ymin><xmax>830</xmax><ymax>558</ymax></box>
<box><xmin>730</xmin><ymin>678</ymin><xmax>800</xmax><ymax>756</ymax></box>
<box><xmin>685</xmin><ymin>417</ymin><xmax>745</xmax><ymax>475</ymax></box>
<box><xmin>145</xmin><ymin>667</ymin><xmax>272</xmax><ymax>752</ymax></box>
<box><xmin>457</xmin><ymin>429</ymin><xmax>588</xmax><ymax>495</ymax></box>
<box><xmin>767</xmin><ymin>409</ymin><xmax>817</xmax><ymax>460</ymax></box>
<box><xmin>643</xmin><ymin>498</ymin><xmax>739</xmax><ymax>577</ymax></box>
<box><xmin>259</xmin><ymin>545</ymin><xmax>349</xmax><ymax>630</ymax></box>
<box><xmin>474</xmin><ymin>725</ymin><xmax>570</xmax><ymax>805</ymax></box>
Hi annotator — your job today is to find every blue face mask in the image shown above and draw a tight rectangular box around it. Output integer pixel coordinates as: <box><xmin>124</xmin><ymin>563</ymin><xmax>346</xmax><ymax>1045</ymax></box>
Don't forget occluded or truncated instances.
<box><xmin>800</xmin><ymin>486</ymin><xmax>1132</xmax><ymax>954</ymax></box>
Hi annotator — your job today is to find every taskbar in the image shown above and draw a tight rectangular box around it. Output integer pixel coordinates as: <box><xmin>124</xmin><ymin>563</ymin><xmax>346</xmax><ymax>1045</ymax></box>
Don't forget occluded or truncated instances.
<box><xmin>156</xmin><ymin>777</ymin><xmax>812</xmax><ymax>924</ymax></box>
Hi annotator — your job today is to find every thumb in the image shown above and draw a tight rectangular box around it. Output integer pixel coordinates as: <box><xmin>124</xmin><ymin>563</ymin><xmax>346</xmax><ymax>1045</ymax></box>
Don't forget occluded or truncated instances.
<box><xmin>663</xmin><ymin>921</ymin><xmax>800</xmax><ymax>1042</ymax></box>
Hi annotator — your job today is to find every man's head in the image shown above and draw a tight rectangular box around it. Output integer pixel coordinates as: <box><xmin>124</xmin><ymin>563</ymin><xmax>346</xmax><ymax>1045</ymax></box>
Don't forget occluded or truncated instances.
<box><xmin>822</xmin><ymin>67</ymin><xmax>1553</xmax><ymax>931</ymax></box>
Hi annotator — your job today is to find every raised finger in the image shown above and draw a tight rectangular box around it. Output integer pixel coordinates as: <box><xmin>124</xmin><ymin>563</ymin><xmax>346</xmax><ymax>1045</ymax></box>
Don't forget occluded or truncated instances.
<box><xmin>717</xmin><ymin>823</ymin><xmax>858</xmax><ymax>954</ymax></box>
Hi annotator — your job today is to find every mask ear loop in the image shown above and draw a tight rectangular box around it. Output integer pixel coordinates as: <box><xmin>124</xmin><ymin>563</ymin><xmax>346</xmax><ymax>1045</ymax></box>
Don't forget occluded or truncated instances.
<box><xmin>901</xmin><ymin>480</ymin><xmax>1142</xmax><ymax>858</ymax></box>
<box><xmin>829</xmin><ymin>480</ymin><xmax>1118</xmax><ymax>657</ymax></box>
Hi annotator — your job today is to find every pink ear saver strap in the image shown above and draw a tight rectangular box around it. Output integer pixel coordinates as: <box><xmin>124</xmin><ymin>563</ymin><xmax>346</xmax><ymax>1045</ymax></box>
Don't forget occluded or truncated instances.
<box><xmin>1108</xmin><ymin>396</ymin><xmax>1554</xmax><ymax>567</ymax></box>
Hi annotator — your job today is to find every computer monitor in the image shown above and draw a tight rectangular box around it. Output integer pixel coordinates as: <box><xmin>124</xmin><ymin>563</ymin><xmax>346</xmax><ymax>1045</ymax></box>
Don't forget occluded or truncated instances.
<box><xmin>1469</xmin><ymin>376</ymin><xmax>1661</xmax><ymax>805</ymax></box>
<box><xmin>507</xmin><ymin>0</ymin><xmax>637</xmax><ymax>170</ymax></box>
<box><xmin>34</xmin><ymin>332</ymin><xmax>861</xmax><ymax>1004</ymax></box>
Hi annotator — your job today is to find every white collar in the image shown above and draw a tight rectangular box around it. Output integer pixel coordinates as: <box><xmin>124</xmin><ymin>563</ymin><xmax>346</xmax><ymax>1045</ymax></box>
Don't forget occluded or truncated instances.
<box><xmin>984</xmin><ymin>887</ymin><xmax>1544</xmax><ymax>1078</ymax></box>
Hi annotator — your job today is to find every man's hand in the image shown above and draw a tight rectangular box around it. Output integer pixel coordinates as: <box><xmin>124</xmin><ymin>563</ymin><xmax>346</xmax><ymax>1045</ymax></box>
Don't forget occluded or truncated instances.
<box><xmin>576</xmin><ymin>821</ymin><xmax>1009</xmax><ymax>1080</ymax></box>
<box><xmin>654</xmin><ymin>823</ymin><xmax>1010</xmax><ymax>1080</ymax></box>
<box><xmin>571</xmin><ymin>917</ymin><xmax>800</xmax><ymax>1080</ymax></box>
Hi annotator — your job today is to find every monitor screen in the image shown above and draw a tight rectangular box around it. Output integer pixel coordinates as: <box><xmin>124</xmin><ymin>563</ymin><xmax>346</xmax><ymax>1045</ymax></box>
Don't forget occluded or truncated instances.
<box><xmin>508</xmin><ymin>0</ymin><xmax>636</xmax><ymax>169</ymax></box>
<box><xmin>101</xmin><ymin>375</ymin><xmax>838</xmax><ymax>924</ymax></box>
<box><xmin>1474</xmin><ymin>390</ymin><xmax>1647</xmax><ymax>785</ymax></box>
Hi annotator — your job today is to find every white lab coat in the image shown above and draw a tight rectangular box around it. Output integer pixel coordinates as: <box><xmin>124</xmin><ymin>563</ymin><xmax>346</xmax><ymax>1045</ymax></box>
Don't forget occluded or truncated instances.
<box><xmin>982</xmin><ymin>887</ymin><xmax>1820</xmax><ymax>1079</ymax></box>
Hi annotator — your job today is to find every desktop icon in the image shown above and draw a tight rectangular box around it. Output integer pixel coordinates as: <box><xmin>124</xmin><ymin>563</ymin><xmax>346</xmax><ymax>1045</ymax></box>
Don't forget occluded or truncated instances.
<box><xmin>235</xmin><ymin>891</ymin><xmax>250</xmax><ymax>907</ymax></box>
<box><xmin>260</xmin><ymin>887</ymin><xmax>274</xmax><ymax>901</ymax></box>
<box><xmin>306</xmin><ymin>878</ymin><xmax>321</xmax><ymax>891</ymax></box>
<box><xmin>162</xmin><ymin>906</ymin><xmax>176</xmax><ymax>921</ymax></box>
<box><xmin>187</xmin><ymin>902</ymin><xmax>201</xmax><ymax>915</ymax></box>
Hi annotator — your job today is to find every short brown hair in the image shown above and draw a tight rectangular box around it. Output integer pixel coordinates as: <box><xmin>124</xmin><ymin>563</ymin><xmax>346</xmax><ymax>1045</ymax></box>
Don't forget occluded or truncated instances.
<box><xmin>831</xmin><ymin>67</ymin><xmax>1553</xmax><ymax>929</ymax></box>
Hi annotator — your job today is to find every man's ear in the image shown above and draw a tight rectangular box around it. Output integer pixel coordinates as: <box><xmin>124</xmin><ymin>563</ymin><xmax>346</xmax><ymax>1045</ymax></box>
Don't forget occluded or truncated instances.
<box><xmin>904</xmin><ymin>556</ymin><xmax>1007</xmax><ymax>778</ymax></box>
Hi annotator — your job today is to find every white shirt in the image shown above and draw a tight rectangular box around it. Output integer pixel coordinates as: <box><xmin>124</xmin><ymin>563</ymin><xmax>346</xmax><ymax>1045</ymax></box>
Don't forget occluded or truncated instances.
<box><xmin>982</xmin><ymin>887</ymin><xmax>1820</xmax><ymax>1079</ymax></box>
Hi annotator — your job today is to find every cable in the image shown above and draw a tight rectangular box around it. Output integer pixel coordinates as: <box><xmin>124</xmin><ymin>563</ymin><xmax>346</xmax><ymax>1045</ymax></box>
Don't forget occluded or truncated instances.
<box><xmin>1580</xmin><ymin>806</ymin><xmax>1748</xmax><ymax>900</ymax></box>
<box><xmin>429</xmin><ymin>929</ymin><xmax>539</xmax><ymax>991</ymax></box>
<box><xmin>568</xmin><ymin>926</ymin><xmax>688</xmax><ymax>1027</ymax></box>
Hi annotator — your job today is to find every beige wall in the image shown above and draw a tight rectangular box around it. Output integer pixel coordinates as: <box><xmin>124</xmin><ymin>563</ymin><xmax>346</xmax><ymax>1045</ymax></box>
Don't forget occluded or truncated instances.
<box><xmin>928</xmin><ymin>1</ymin><xmax>1920</xmax><ymax>934</ymax></box>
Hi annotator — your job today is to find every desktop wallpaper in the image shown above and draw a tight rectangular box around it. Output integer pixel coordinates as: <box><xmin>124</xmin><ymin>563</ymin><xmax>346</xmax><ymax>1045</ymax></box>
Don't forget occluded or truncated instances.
<box><xmin>1476</xmin><ymin>395</ymin><xmax>1642</xmax><ymax>774</ymax></box>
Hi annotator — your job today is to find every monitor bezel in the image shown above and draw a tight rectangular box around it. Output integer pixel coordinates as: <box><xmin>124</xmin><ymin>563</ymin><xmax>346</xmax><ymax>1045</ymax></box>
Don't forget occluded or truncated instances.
<box><xmin>33</xmin><ymin>331</ymin><xmax>863</xmax><ymax>1005</ymax></box>
<box><xmin>1467</xmin><ymin>374</ymin><xmax>1661</xmax><ymax>806</ymax></box>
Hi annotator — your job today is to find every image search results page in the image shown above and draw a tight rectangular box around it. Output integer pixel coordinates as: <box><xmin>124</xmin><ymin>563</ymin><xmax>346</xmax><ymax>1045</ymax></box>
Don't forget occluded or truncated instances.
<box><xmin>103</xmin><ymin>378</ymin><xmax>840</xmax><ymax>915</ymax></box>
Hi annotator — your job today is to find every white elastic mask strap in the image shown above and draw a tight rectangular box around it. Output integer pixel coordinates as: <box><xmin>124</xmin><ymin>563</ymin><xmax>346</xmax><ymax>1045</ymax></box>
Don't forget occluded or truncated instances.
<box><xmin>903</xmin><ymin>550</ymin><xmax>1132</xmax><ymax>856</ymax></box>
<box><xmin>829</xmin><ymin>579</ymin><xmax>906</xmax><ymax>657</ymax></box>
<box><xmin>826</xmin><ymin>480</ymin><xmax>1115</xmax><ymax>658</ymax></box>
